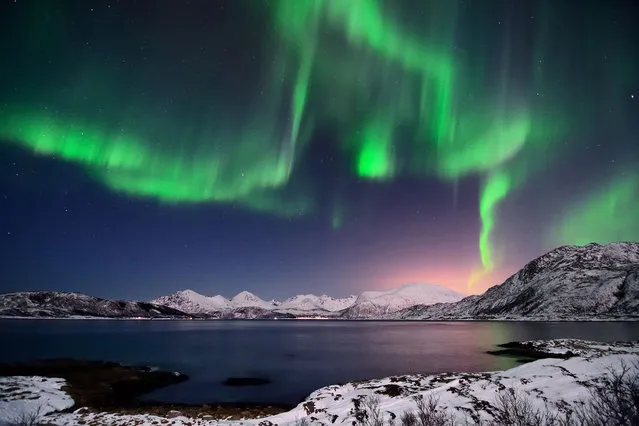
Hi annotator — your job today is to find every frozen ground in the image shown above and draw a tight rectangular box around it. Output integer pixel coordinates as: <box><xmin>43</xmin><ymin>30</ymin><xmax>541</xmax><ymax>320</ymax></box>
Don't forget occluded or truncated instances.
<box><xmin>0</xmin><ymin>376</ymin><xmax>73</xmax><ymax>425</ymax></box>
<box><xmin>0</xmin><ymin>339</ymin><xmax>637</xmax><ymax>425</ymax></box>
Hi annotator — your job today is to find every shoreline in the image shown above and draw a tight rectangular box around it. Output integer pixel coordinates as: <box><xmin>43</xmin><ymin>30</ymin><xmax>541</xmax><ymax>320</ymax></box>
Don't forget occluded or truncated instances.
<box><xmin>1</xmin><ymin>339</ymin><xmax>638</xmax><ymax>425</ymax></box>
<box><xmin>2</xmin><ymin>315</ymin><xmax>639</xmax><ymax>321</ymax></box>
<box><xmin>0</xmin><ymin>359</ymin><xmax>294</xmax><ymax>420</ymax></box>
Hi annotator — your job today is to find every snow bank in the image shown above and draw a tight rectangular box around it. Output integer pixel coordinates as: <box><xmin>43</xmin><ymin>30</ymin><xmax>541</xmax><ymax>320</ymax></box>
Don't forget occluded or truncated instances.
<box><xmin>0</xmin><ymin>376</ymin><xmax>73</xmax><ymax>425</ymax></box>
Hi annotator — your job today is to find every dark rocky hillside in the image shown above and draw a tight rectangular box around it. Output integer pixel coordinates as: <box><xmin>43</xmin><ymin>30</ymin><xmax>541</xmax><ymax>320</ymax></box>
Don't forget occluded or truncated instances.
<box><xmin>394</xmin><ymin>242</ymin><xmax>639</xmax><ymax>320</ymax></box>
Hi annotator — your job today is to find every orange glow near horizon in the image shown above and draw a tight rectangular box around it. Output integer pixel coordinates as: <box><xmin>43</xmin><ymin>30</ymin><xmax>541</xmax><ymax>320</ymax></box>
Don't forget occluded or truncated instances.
<box><xmin>370</xmin><ymin>263</ymin><xmax>515</xmax><ymax>296</ymax></box>
<box><xmin>346</xmin><ymin>228</ymin><xmax>523</xmax><ymax>297</ymax></box>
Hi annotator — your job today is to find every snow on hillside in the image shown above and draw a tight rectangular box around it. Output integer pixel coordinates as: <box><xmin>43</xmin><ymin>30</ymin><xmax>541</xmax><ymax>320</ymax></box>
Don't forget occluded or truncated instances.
<box><xmin>151</xmin><ymin>290</ymin><xmax>277</xmax><ymax>313</ymax></box>
<box><xmin>0</xmin><ymin>292</ymin><xmax>188</xmax><ymax>318</ymax></box>
<box><xmin>151</xmin><ymin>283</ymin><xmax>461</xmax><ymax>318</ymax></box>
<box><xmin>152</xmin><ymin>290</ymin><xmax>356</xmax><ymax>317</ymax></box>
<box><xmin>230</xmin><ymin>291</ymin><xmax>276</xmax><ymax>310</ymax></box>
<box><xmin>3</xmin><ymin>340</ymin><xmax>638</xmax><ymax>425</ymax></box>
<box><xmin>151</xmin><ymin>289</ymin><xmax>231</xmax><ymax>314</ymax></box>
<box><xmin>341</xmin><ymin>282</ymin><xmax>465</xmax><ymax>318</ymax></box>
<box><xmin>394</xmin><ymin>242</ymin><xmax>639</xmax><ymax>320</ymax></box>
<box><xmin>277</xmin><ymin>294</ymin><xmax>357</xmax><ymax>312</ymax></box>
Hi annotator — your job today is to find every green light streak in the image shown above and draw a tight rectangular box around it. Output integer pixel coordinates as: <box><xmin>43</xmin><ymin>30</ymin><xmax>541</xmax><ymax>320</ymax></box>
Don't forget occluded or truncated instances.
<box><xmin>479</xmin><ymin>171</ymin><xmax>512</xmax><ymax>270</ymax></box>
<box><xmin>355</xmin><ymin>119</ymin><xmax>394</xmax><ymax>179</ymax></box>
<box><xmin>0</xmin><ymin>112</ymin><xmax>306</xmax><ymax>214</ymax></box>
<box><xmin>289</xmin><ymin>17</ymin><xmax>318</xmax><ymax>148</ymax></box>
<box><xmin>550</xmin><ymin>174</ymin><xmax>639</xmax><ymax>246</ymax></box>
<box><xmin>438</xmin><ymin>111</ymin><xmax>531</xmax><ymax>179</ymax></box>
<box><xmin>1</xmin><ymin>113</ymin><xmax>146</xmax><ymax>169</ymax></box>
<box><xmin>273</xmin><ymin>0</ymin><xmax>457</xmax><ymax>150</ymax></box>
<box><xmin>331</xmin><ymin>203</ymin><xmax>344</xmax><ymax>230</ymax></box>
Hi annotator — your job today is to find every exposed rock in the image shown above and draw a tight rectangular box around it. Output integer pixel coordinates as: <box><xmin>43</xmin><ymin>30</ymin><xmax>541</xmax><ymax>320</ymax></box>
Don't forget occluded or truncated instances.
<box><xmin>0</xmin><ymin>291</ymin><xmax>190</xmax><ymax>319</ymax></box>
<box><xmin>166</xmin><ymin>409</ymin><xmax>182</xmax><ymax>418</ymax></box>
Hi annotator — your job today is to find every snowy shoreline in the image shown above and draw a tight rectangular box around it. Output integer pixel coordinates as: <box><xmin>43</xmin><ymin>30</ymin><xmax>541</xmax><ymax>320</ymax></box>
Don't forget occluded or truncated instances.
<box><xmin>0</xmin><ymin>339</ymin><xmax>638</xmax><ymax>425</ymax></box>
<box><xmin>2</xmin><ymin>316</ymin><xmax>638</xmax><ymax>321</ymax></box>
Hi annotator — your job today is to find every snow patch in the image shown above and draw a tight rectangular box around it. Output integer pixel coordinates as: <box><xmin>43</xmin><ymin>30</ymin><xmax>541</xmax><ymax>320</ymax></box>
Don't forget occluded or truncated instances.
<box><xmin>0</xmin><ymin>376</ymin><xmax>73</xmax><ymax>424</ymax></box>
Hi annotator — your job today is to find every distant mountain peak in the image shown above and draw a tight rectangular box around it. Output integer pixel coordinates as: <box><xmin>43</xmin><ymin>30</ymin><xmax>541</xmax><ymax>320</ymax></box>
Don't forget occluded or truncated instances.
<box><xmin>342</xmin><ymin>282</ymin><xmax>465</xmax><ymax>319</ymax></box>
<box><xmin>359</xmin><ymin>282</ymin><xmax>465</xmax><ymax>298</ymax></box>
<box><xmin>232</xmin><ymin>290</ymin><xmax>259</xmax><ymax>300</ymax></box>
<box><xmin>229</xmin><ymin>291</ymin><xmax>275</xmax><ymax>309</ymax></box>
<box><xmin>277</xmin><ymin>294</ymin><xmax>357</xmax><ymax>312</ymax></box>
<box><xmin>151</xmin><ymin>289</ymin><xmax>231</xmax><ymax>313</ymax></box>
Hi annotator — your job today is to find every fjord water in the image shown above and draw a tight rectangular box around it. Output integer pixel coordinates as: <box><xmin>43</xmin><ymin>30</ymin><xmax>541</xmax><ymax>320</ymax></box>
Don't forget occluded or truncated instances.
<box><xmin>2</xmin><ymin>320</ymin><xmax>638</xmax><ymax>405</ymax></box>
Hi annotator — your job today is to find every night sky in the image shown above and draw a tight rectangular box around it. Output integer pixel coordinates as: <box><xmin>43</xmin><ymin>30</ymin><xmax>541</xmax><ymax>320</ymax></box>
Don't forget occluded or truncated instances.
<box><xmin>1</xmin><ymin>0</ymin><xmax>637</xmax><ymax>301</ymax></box>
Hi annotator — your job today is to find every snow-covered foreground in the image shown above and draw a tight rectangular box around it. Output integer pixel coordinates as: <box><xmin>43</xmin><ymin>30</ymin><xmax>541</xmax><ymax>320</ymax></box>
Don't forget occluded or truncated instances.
<box><xmin>0</xmin><ymin>376</ymin><xmax>73</xmax><ymax>424</ymax></box>
<box><xmin>0</xmin><ymin>340</ymin><xmax>637</xmax><ymax>425</ymax></box>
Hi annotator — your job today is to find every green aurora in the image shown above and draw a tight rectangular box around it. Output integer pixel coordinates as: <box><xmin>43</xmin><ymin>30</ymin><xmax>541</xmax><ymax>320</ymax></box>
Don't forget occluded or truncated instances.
<box><xmin>550</xmin><ymin>173</ymin><xmax>639</xmax><ymax>247</ymax></box>
<box><xmin>1</xmin><ymin>0</ymin><xmax>636</xmax><ymax>288</ymax></box>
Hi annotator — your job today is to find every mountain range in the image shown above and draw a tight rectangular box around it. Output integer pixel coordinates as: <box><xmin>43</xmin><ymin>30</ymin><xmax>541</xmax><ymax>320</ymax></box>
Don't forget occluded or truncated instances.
<box><xmin>150</xmin><ymin>282</ymin><xmax>461</xmax><ymax>318</ymax></box>
<box><xmin>1</xmin><ymin>242</ymin><xmax>637</xmax><ymax>320</ymax></box>
<box><xmin>0</xmin><ymin>291</ymin><xmax>187</xmax><ymax>319</ymax></box>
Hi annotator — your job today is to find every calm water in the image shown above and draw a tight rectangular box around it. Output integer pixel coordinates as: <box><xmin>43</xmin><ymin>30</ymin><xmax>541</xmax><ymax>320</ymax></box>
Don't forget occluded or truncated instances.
<box><xmin>2</xmin><ymin>320</ymin><xmax>638</xmax><ymax>404</ymax></box>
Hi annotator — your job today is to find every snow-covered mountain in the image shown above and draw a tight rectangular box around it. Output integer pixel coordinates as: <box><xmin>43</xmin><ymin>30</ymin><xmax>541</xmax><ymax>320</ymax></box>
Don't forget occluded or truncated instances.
<box><xmin>277</xmin><ymin>294</ymin><xmax>357</xmax><ymax>312</ymax></box>
<box><xmin>151</xmin><ymin>289</ymin><xmax>232</xmax><ymax>314</ymax></box>
<box><xmin>230</xmin><ymin>291</ymin><xmax>276</xmax><ymax>310</ymax></box>
<box><xmin>0</xmin><ymin>292</ymin><xmax>189</xmax><ymax>318</ymax></box>
<box><xmin>150</xmin><ymin>284</ymin><xmax>458</xmax><ymax>318</ymax></box>
<box><xmin>151</xmin><ymin>289</ymin><xmax>277</xmax><ymax>314</ymax></box>
<box><xmin>394</xmin><ymin>242</ymin><xmax>639</xmax><ymax>320</ymax></box>
<box><xmin>153</xmin><ymin>289</ymin><xmax>358</xmax><ymax>317</ymax></box>
<box><xmin>340</xmin><ymin>282</ymin><xmax>465</xmax><ymax>319</ymax></box>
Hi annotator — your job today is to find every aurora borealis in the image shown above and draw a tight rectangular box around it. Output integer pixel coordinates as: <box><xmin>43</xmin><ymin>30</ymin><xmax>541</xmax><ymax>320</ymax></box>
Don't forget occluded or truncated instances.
<box><xmin>1</xmin><ymin>0</ymin><xmax>637</xmax><ymax>299</ymax></box>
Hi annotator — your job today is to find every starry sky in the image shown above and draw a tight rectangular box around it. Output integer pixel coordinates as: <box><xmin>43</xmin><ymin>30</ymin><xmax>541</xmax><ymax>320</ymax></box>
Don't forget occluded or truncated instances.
<box><xmin>1</xmin><ymin>0</ymin><xmax>637</xmax><ymax>301</ymax></box>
